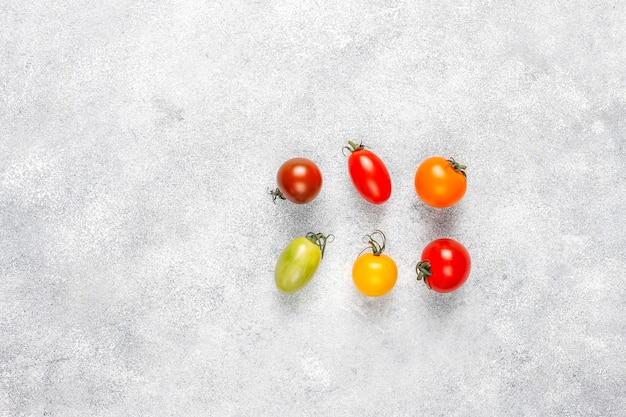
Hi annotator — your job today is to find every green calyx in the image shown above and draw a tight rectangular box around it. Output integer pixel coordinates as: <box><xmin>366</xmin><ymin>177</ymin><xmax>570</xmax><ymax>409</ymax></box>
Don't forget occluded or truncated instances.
<box><xmin>416</xmin><ymin>260</ymin><xmax>432</xmax><ymax>287</ymax></box>
<box><xmin>448</xmin><ymin>158</ymin><xmax>467</xmax><ymax>177</ymax></box>
<box><xmin>306</xmin><ymin>232</ymin><xmax>334</xmax><ymax>259</ymax></box>
<box><xmin>361</xmin><ymin>229</ymin><xmax>386</xmax><ymax>256</ymax></box>
<box><xmin>342</xmin><ymin>141</ymin><xmax>366</xmax><ymax>155</ymax></box>
<box><xmin>269</xmin><ymin>187</ymin><xmax>286</xmax><ymax>203</ymax></box>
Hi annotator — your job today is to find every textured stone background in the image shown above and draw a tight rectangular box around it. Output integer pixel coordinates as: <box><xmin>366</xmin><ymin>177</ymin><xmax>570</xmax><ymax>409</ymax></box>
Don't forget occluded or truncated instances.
<box><xmin>2</xmin><ymin>1</ymin><xmax>626</xmax><ymax>416</ymax></box>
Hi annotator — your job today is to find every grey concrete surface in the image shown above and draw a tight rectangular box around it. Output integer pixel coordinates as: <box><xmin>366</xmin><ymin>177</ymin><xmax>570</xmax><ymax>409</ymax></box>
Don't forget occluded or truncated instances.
<box><xmin>1</xmin><ymin>1</ymin><xmax>626</xmax><ymax>416</ymax></box>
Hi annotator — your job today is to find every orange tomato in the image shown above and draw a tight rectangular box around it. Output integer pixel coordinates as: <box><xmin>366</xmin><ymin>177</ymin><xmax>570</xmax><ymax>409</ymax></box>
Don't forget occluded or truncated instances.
<box><xmin>414</xmin><ymin>156</ymin><xmax>467</xmax><ymax>208</ymax></box>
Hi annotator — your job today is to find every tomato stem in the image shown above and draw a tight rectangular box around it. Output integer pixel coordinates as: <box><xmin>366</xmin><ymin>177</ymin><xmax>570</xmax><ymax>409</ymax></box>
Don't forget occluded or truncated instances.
<box><xmin>447</xmin><ymin>158</ymin><xmax>467</xmax><ymax>177</ymax></box>
<box><xmin>416</xmin><ymin>261</ymin><xmax>433</xmax><ymax>288</ymax></box>
<box><xmin>360</xmin><ymin>229</ymin><xmax>386</xmax><ymax>256</ymax></box>
<box><xmin>269</xmin><ymin>187</ymin><xmax>286</xmax><ymax>203</ymax></box>
<box><xmin>305</xmin><ymin>232</ymin><xmax>334</xmax><ymax>259</ymax></box>
<box><xmin>342</xmin><ymin>141</ymin><xmax>366</xmax><ymax>155</ymax></box>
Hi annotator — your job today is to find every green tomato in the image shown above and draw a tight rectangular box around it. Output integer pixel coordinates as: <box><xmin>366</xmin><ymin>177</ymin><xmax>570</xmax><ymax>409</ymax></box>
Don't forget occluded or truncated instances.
<box><xmin>274</xmin><ymin>233</ymin><xmax>332</xmax><ymax>294</ymax></box>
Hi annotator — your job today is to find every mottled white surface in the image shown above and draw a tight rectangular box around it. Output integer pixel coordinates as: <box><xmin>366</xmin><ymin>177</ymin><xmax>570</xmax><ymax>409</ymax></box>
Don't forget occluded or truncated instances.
<box><xmin>2</xmin><ymin>1</ymin><xmax>626</xmax><ymax>416</ymax></box>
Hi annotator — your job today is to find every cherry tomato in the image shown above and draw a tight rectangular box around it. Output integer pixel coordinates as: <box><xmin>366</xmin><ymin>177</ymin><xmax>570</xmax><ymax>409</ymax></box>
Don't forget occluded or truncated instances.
<box><xmin>275</xmin><ymin>233</ymin><xmax>332</xmax><ymax>294</ymax></box>
<box><xmin>352</xmin><ymin>230</ymin><xmax>397</xmax><ymax>297</ymax></box>
<box><xmin>416</xmin><ymin>238</ymin><xmax>471</xmax><ymax>293</ymax></box>
<box><xmin>344</xmin><ymin>141</ymin><xmax>392</xmax><ymax>204</ymax></box>
<box><xmin>271</xmin><ymin>158</ymin><xmax>322</xmax><ymax>204</ymax></box>
<box><xmin>414</xmin><ymin>156</ymin><xmax>467</xmax><ymax>208</ymax></box>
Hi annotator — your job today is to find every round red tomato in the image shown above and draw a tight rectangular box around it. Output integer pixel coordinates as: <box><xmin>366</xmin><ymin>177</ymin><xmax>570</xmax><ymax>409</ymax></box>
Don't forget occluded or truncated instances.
<box><xmin>273</xmin><ymin>158</ymin><xmax>323</xmax><ymax>204</ymax></box>
<box><xmin>416</xmin><ymin>238</ymin><xmax>471</xmax><ymax>293</ymax></box>
<box><xmin>344</xmin><ymin>141</ymin><xmax>391</xmax><ymax>204</ymax></box>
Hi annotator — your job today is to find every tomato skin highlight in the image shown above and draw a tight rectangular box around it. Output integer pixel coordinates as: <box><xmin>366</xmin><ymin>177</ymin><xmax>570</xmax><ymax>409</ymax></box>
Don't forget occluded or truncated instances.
<box><xmin>276</xmin><ymin>158</ymin><xmax>323</xmax><ymax>204</ymax></box>
<box><xmin>419</xmin><ymin>238</ymin><xmax>471</xmax><ymax>293</ymax></box>
<box><xmin>275</xmin><ymin>237</ymin><xmax>321</xmax><ymax>294</ymax></box>
<box><xmin>348</xmin><ymin>149</ymin><xmax>392</xmax><ymax>204</ymax></box>
<box><xmin>352</xmin><ymin>253</ymin><xmax>398</xmax><ymax>297</ymax></box>
<box><xmin>414</xmin><ymin>156</ymin><xmax>466</xmax><ymax>208</ymax></box>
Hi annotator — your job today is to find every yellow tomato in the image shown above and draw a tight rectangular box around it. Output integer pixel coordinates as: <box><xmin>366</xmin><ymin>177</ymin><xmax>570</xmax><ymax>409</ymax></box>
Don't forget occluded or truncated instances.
<box><xmin>352</xmin><ymin>253</ymin><xmax>398</xmax><ymax>297</ymax></box>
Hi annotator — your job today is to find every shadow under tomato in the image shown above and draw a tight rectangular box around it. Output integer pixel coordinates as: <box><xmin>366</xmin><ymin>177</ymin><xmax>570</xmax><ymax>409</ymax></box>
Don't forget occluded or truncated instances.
<box><xmin>411</xmin><ymin>200</ymin><xmax>465</xmax><ymax>240</ymax></box>
<box><xmin>274</xmin><ymin>288</ymin><xmax>311</xmax><ymax>315</ymax></box>
<box><xmin>351</xmin><ymin>288</ymin><xmax>396</xmax><ymax>317</ymax></box>
<box><xmin>271</xmin><ymin>196</ymin><xmax>327</xmax><ymax>238</ymax></box>
<box><xmin>345</xmin><ymin>181</ymin><xmax>391</xmax><ymax>218</ymax></box>
<box><xmin>418</xmin><ymin>283</ymin><xmax>467</xmax><ymax>320</ymax></box>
